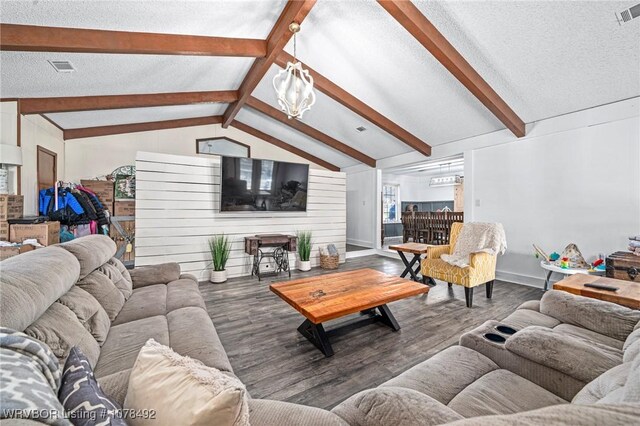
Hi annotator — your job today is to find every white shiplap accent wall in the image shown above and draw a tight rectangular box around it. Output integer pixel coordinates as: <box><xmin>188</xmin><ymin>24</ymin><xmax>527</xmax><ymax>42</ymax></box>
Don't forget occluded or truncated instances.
<box><xmin>135</xmin><ymin>151</ymin><xmax>346</xmax><ymax>280</ymax></box>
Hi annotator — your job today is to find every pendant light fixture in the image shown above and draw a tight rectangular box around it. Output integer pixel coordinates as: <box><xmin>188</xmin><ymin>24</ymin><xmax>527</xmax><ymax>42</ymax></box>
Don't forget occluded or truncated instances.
<box><xmin>272</xmin><ymin>22</ymin><xmax>316</xmax><ymax>119</ymax></box>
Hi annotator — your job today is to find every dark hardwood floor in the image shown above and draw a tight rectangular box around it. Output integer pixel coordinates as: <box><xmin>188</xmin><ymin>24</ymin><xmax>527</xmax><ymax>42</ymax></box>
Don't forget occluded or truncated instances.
<box><xmin>199</xmin><ymin>255</ymin><xmax>542</xmax><ymax>410</ymax></box>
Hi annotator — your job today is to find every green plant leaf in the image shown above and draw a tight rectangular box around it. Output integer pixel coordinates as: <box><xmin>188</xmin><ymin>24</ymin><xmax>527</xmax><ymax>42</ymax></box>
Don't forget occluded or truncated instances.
<box><xmin>296</xmin><ymin>230</ymin><xmax>312</xmax><ymax>262</ymax></box>
<box><xmin>209</xmin><ymin>234</ymin><xmax>231</xmax><ymax>271</ymax></box>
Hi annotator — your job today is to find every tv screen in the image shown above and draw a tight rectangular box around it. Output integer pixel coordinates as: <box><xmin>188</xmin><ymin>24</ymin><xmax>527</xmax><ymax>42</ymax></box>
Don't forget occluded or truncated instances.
<box><xmin>220</xmin><ymin>157</ymin><xmax>309</xmax><ymax>212</ymax></box>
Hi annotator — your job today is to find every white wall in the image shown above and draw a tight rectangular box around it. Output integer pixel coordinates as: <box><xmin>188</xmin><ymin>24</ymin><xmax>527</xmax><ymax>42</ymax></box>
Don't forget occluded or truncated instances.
<box><xmin>383</xmin><ymin>173</ymin><xmax>455</xmax><ymax>204</ymax></box>
<box><xmin>467</xmin><ymin>113</ymin><xmax>640</xmax><ymax>288</ymax></box>
<box><xmin>20</xmin><ymin>114</ymin><xmax>65</xmax><ymax>215</ymax></box>
<box><xmin>0</xmin><ymin>101</ymin><xmax>19</xmax><ymax>194</ymax></box>
<box><xmin>134</xmin><ymin>151</ymin><xmax>345</xmax><ymax>279</ymax></box>
<box><xmin>64</xmin><ymin>123</ymin><xmax>328</xmax><ymax>182</ymax></box>
<box><xmin>346</xmin><ymin>168</ymin><xmax>378</xmax><ymax>248</ymax></box>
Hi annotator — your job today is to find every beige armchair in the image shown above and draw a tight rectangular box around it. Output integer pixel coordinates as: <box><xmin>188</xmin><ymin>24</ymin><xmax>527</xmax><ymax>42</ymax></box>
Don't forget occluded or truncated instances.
<box><xmin>421</xmin><ymin>222</ymin><xmax>498</xmax><ymax>307</ymax></box>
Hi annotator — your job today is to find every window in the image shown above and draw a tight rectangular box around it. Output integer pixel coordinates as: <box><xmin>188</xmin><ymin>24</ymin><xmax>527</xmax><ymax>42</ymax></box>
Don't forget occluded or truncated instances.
<box><xmin>196</xmin><ymin>137</ymin><xmax>250</xmax><ymax>158</ymax></box>
<box><xmin>383</xmin><ymin>184</ymin><xmax>399</xmax><ymax>223</ymax></box>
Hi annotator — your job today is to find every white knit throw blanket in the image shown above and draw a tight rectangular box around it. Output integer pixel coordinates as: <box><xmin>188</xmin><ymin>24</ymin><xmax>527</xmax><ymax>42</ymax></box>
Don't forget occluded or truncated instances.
<box><xmin>441</xmin><ymin>222</ymin><xmax>507</xmax><ymax>268</ymax></box>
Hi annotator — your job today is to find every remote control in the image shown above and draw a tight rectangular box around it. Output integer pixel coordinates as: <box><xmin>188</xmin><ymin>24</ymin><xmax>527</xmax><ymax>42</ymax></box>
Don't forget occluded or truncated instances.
<box><xmin>584</xmin><ymin>283</ymin><xmax>619</xmax><ymax>292</ymax></box>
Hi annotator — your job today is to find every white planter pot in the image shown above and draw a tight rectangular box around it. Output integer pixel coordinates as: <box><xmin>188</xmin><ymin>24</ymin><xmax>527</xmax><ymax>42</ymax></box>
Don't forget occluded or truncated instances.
<box><xmin>297</xmin><ymin>260</ymin><xmax>311</xmax><ymax>272</ymax></box>
<box><xmin>210</xmin><ymin>269</ymin><xmax>228</xmax><ymax>283</ymax></box>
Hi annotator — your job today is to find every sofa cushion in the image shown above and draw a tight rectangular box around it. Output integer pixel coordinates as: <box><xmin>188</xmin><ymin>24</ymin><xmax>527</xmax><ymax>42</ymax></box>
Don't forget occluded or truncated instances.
<box><xmin>572</xmin><ymin>362</ymin><xmax>631</xmax><ymax>404</ymax></box>
<box><xmin>129</xmin><ymin>263</ymin><xmax>181</xmax><ymax>288</ymax></box>
<box><xmin>553</xmin><ymin>323</ymin><xmax>624</xmax><ymax>350</ymax></box>
<box><xmin>251</xmin><ymin>399</ymin><xmax>348</xmax><ymax>426</ymax></box>
<box><xmin>517</xmin><ymin>300</ymin><xmax>541</xmax><ymax>311</ymax></box>
<box><xmin>59</xmin><ymin>347</ymin><xmax>126</xmax><ymax>426</ymax></box>
<box><xmin>123</xmin><ymin>339</ymin><xmax>249</xmax><ymax>426</ymax></box>
<box><xmin>167</xmin><ymin>307</ymin><xmax>234</xmax><ymax>373</ymax></box>
<box><xmin>447</xmin><ymin>369</ymin><xmax>567</xmax><ymax>417</ymax></box>
<box><xmin>59</xmin><ymin>235</ymin><xmax>116</xmax><ymax>279</ymax></box>
<box><xmin>97</xmin><ymin>369</ymin><xmax>131</xmax><ymax>407</ymax></box>
<box><xmin>540</xmin><ymin>290</ymin><xmax>640</xmax><ymax>341</ymax></box>
<box><xmin>58</xmin><ymin>286</ymin><xmax>110</xmax><ymax>345</ymax></box>
<box><xmin>623</xmin><ymin>328</ymin><xmax>640</xmax><ymax>363</ymax></box>
<box><xmin>24</xmin><ymin>302</ymin><xmax>100</xmax><ymax>368</ymax></box>
<box><xmin>505</xmin><ymin>326</ymin><xmax>622</xmax><ymax>383</ymax></box>
<box><xmin>623</xmin><ymin>355</ymin><xmax>640</xmax><ymax>402</ymax></box>
<box><xmin>167</xmin><ymin>279</ymin><xmax>206</xmax><ymax>312</ymax></box>
<box><xmin>111</xmin><ymin>284</ymin><xmax>167</xmax><ymax>326</ymax></box>
<box><xmin>0</xmin><ymin>246</ymin><xmax>80</xmax><ymax>331</ymax></box>
<box><xmin>94</xmin><ymin>315</ymin><xmax>170</xmax><ymax>378</ymax></box>
<box><xmin>332</xmin><ymin>386</ymin><xmax>463</xmax><ymax>426</ymax></box>
<box><xmin>380</xmin><ymin>346</ymin><xmax>498</xmax><ymax>405</ymax></box>
<box><xmin>77</xmin><ymin>269</ymin><xmax>126</xmax><ymax>321</ymax></box>
<box><xmin>445</xmin><ymin>403</ymin><xmax>640</xmax><ymax>426</ymax></box>
<box><xmin>501</xmin><ymin>308</ymin><xmax>560</xmax><ymax>330</ymax></box>
<box><xmin>97</xmin><ymin>259</ymin><xmax>133</xmax><ymax>300</ymax></box>
<box><xmin>112</xmin><ymin>279</ymin><xmax>206</xmax><ymax>326</ymax></box>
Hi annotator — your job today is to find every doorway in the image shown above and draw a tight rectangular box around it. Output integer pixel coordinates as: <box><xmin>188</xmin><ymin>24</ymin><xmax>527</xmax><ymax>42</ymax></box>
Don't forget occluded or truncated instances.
<box><xmin>37</xmin><ymin>146</ymin><xmax>57</xmax><ymax>192</ymax></box>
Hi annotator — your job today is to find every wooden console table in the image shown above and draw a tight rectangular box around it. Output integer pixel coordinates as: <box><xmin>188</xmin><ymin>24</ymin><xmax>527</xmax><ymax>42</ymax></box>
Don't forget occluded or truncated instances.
<box><xmin>553</xmin><ymin>274</ymin><xmax>640</xmax><ymax>309</ymax></box>
<box><xmin>244</xmin><ymin>234</ymin><xmax>297</xmax><ymax>281</ymax></box>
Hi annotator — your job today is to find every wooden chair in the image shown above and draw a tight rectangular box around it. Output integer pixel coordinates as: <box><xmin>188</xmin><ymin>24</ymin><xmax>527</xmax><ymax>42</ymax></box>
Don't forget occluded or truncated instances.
<box><xmin>421</xmin><ymin>222</ymin><xmax>497</xmax><ymax>308</ymax></box>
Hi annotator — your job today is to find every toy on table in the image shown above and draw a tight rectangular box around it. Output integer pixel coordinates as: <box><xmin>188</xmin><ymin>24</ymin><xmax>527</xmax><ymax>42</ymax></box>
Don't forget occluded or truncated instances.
<box><xmin>549</xmin><ymin>252</ymin><xmax>560</xmax><ymax>261</ymax></box>
<box><xmin>560</xmin><ymin>257</ymin><xmax>570</xmax><ymax>269</ymax></box>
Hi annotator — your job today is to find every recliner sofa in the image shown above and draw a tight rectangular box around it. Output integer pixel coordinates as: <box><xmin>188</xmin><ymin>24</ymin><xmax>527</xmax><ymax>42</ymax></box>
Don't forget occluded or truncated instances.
<box><xmin>1</xmin><ymin>235</ymin><xmax>639</xmax><ymax>425</ymax></box>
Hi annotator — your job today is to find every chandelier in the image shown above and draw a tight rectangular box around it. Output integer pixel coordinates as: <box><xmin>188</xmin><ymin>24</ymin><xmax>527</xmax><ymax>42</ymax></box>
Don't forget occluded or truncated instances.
<box><xmin>272</xmin><ymin>22</ymin><xmax>316</xmax><ymax>119</ymax></box>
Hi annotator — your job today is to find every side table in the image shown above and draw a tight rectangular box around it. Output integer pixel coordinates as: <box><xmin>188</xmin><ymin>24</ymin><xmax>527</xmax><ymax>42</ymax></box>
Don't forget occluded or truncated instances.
<box><xmin>540</xmin><ymin>260</ymin><xmax>604</xmax><ymax>291</ymax></box>
<box><xmin>389</xmin><ymin>242</ymin><xmax>434</xmax><ymax>285</ymax></box>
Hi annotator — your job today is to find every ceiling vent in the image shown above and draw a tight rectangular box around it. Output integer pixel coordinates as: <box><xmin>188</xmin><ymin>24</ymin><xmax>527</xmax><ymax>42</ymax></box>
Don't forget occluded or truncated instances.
<box><xmin>355</xmin><ymin>126</ymin><xmax>367</xmax><ymax>132</ymax></box>
<box><xmin>617</xmin><ymin>4</ymin><xmax>640</xmax><ymax>24</ymax></box>
<box><xmin>48</xmin><ymin>60</ymin><xmax>75</xmax><ymax>73</ymax></box>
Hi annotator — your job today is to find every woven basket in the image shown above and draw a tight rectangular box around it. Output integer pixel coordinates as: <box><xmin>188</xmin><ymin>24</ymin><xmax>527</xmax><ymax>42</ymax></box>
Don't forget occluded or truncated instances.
<box><xmin>320</xmin><ymin>253</ymin><xmax>340</xmax><ymax>270</ymax></box>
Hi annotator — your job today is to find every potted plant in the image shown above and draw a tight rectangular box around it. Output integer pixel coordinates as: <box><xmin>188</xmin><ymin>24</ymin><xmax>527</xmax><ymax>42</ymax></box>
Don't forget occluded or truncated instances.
<box><xmin>297</xmin><ymin>230</ymin><xmax>312</xmax><ymax>271</ymax></box>
<box><xmin>208</xmin><ymin>234</ymin><xmax>231</xmax><ymax>283</ymax></box>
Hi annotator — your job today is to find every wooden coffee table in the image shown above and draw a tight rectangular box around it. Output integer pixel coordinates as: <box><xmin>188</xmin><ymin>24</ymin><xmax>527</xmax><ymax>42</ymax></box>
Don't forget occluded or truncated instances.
<box><xmin>270</xmin><ymin>268</ymin><xmax>429</xmax><ymax>357</ymax></box>
<box><xmin>553</xmin><ymin>274</ymin><xmax>640</xmax><ymax>309</ymax></box>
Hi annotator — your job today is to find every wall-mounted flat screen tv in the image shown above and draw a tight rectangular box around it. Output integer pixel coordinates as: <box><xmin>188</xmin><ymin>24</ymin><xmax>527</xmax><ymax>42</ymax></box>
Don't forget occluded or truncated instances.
<box><xmin>220</xmin><ymin>156</ymin><xmax>309</xmax><ymax>212</ymax></box>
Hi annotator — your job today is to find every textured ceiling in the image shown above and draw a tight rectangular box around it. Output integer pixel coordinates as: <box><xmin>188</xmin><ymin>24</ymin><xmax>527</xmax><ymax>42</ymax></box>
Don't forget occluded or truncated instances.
<box><xmin>415</xmin><ymin>0</ymin><xmax>640</xmax><ymax>122</ymax></box>
<box><xmin>1</xmin><ymin>0</ymin><xmax>639</xmax><ymax>167</ymax></box>
<box><xmin>252</xmin><ymin>65</ymin><xmax>415</xmax><ymax>161</ymax></box>
<box><xmin>0</xmin><ymin>0</ymin><xmax>285</xmax><ymax>38</ymax></box>
<box><xmin>46</xmin><ymin>103</ymin><xmax>229</xmax><ymax>129</ymax></box>
<box><xmin>236</xmin><ymin>107</ymin><xmax>358</xmax><ymax>169</ymax></box>
<box><xmin>0</xmin><ymin>52</ymin><xmax>253</xmax><ymax>97</ymax></box>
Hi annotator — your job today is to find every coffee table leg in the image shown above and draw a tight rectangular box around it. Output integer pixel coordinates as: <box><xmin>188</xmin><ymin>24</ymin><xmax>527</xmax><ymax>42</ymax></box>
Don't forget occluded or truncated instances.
<box><xmin>297</xmin><ymin>319</ymin><xmax>334</xmax><ymax>357</ymax></box>
<box><xmin>377</xmin><ymin>304</ymin><xmax>401</xmax><ymax>331</ymax></box>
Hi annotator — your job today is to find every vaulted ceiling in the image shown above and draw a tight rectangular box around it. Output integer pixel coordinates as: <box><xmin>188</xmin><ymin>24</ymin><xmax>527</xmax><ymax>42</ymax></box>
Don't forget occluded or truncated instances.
<box><xmin>1</xmin><ymin>0</ymin><xmax>639</xmax><ymax>170</ymax></box>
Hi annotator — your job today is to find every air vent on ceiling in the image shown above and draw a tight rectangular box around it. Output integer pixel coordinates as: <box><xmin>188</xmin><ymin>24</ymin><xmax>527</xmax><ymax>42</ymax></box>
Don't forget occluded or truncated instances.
<box><xmin>617</xmin><ymin>3</ymin><xmax>640</xmax><ymax>24</ymax></box>
<box><xmin>48</xmin><ymin>60</ymin><xmax>75</xmax><ymax>73</ymax></box>
<box><xmin>355</xmin><ymin>126</ymin><xmax>367</xmax><ymax>132</ymax></box>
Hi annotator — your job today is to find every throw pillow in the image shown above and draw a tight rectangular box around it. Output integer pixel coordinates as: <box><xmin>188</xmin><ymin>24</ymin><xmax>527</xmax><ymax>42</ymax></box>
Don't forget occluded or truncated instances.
<box><xmin>124</xmin><ymin>339</ymin><xmax>249</xmax><ymax>426</ymax></box>
<box><xmin>59</xmin><ymin>347</ymin><xmax>126</xmax><ymax>426</ymax></box>
<box><xmin>0</xmin><ymin>327</ymin><xmax>68</xmax><ymax>425</ymax></box>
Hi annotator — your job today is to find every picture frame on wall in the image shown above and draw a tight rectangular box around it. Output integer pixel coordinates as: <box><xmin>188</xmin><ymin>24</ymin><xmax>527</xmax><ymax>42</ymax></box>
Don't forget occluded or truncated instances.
<box><xmin>196</xmin><ymin>137</ymin><xmax>251</xmax><ymax>158</ymax></box>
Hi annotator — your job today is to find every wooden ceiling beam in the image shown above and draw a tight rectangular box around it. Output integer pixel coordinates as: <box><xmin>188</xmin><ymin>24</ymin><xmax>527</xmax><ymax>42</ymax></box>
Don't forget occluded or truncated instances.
<box><xmin>64</xmin><ymin>116</ymin><xmax>223</xmax><ymax>140</ymax></box>
<box><xmin>222</xmin><ymin>0</ymin><xmax>317</xmax><ymax>128</ymax></box>
<box><xmin>275</xmin><ymin>51</ymin><xmax>432</xmax><ymax>156</ymax></box>
<box><xmin>231</xmin><ymin>120</ymin><xmax>340</xmax><ymax>171</ymax></box>
<box><xmin>377</xmin><ymin>0</ymin><xmax>526</xmax><ymax>137</ymax></box>
<box><xmin>0</xmin><ymin>24</ymin><xmax>265</xmax><ymax>57</ymax></box>
<box><xmin>246</xmin><ymin>97</ymin><xmax>376</xmax><ymax>167</ymax></box>
<box><xmin>20</xmin><ymin>91</ymin><xmax>238</xmax><ymax>114</ymax></box>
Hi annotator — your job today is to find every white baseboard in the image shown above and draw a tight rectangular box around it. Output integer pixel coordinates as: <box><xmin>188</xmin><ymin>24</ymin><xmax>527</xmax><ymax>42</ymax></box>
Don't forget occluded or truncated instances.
<box><xmin>346</xmin><ymin>249</ymin><xmax>378</xmax><ymax>259</ymax></box>
<box><xmin>495</xmin><ymin>270</ymin><xmax>548</xmax><ymax>289</ymax></box>
<box><xmin>346</xmin><ymin>238</ymin><xmax>374</xmax><ymax>248</ymax></box>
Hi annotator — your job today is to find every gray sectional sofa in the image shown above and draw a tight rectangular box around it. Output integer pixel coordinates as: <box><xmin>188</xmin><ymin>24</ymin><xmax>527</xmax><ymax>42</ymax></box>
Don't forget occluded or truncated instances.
<box><xmin>1</xmin><ymin>234</ymin><xmax>640</xmax><ymax>425</ymax></box>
